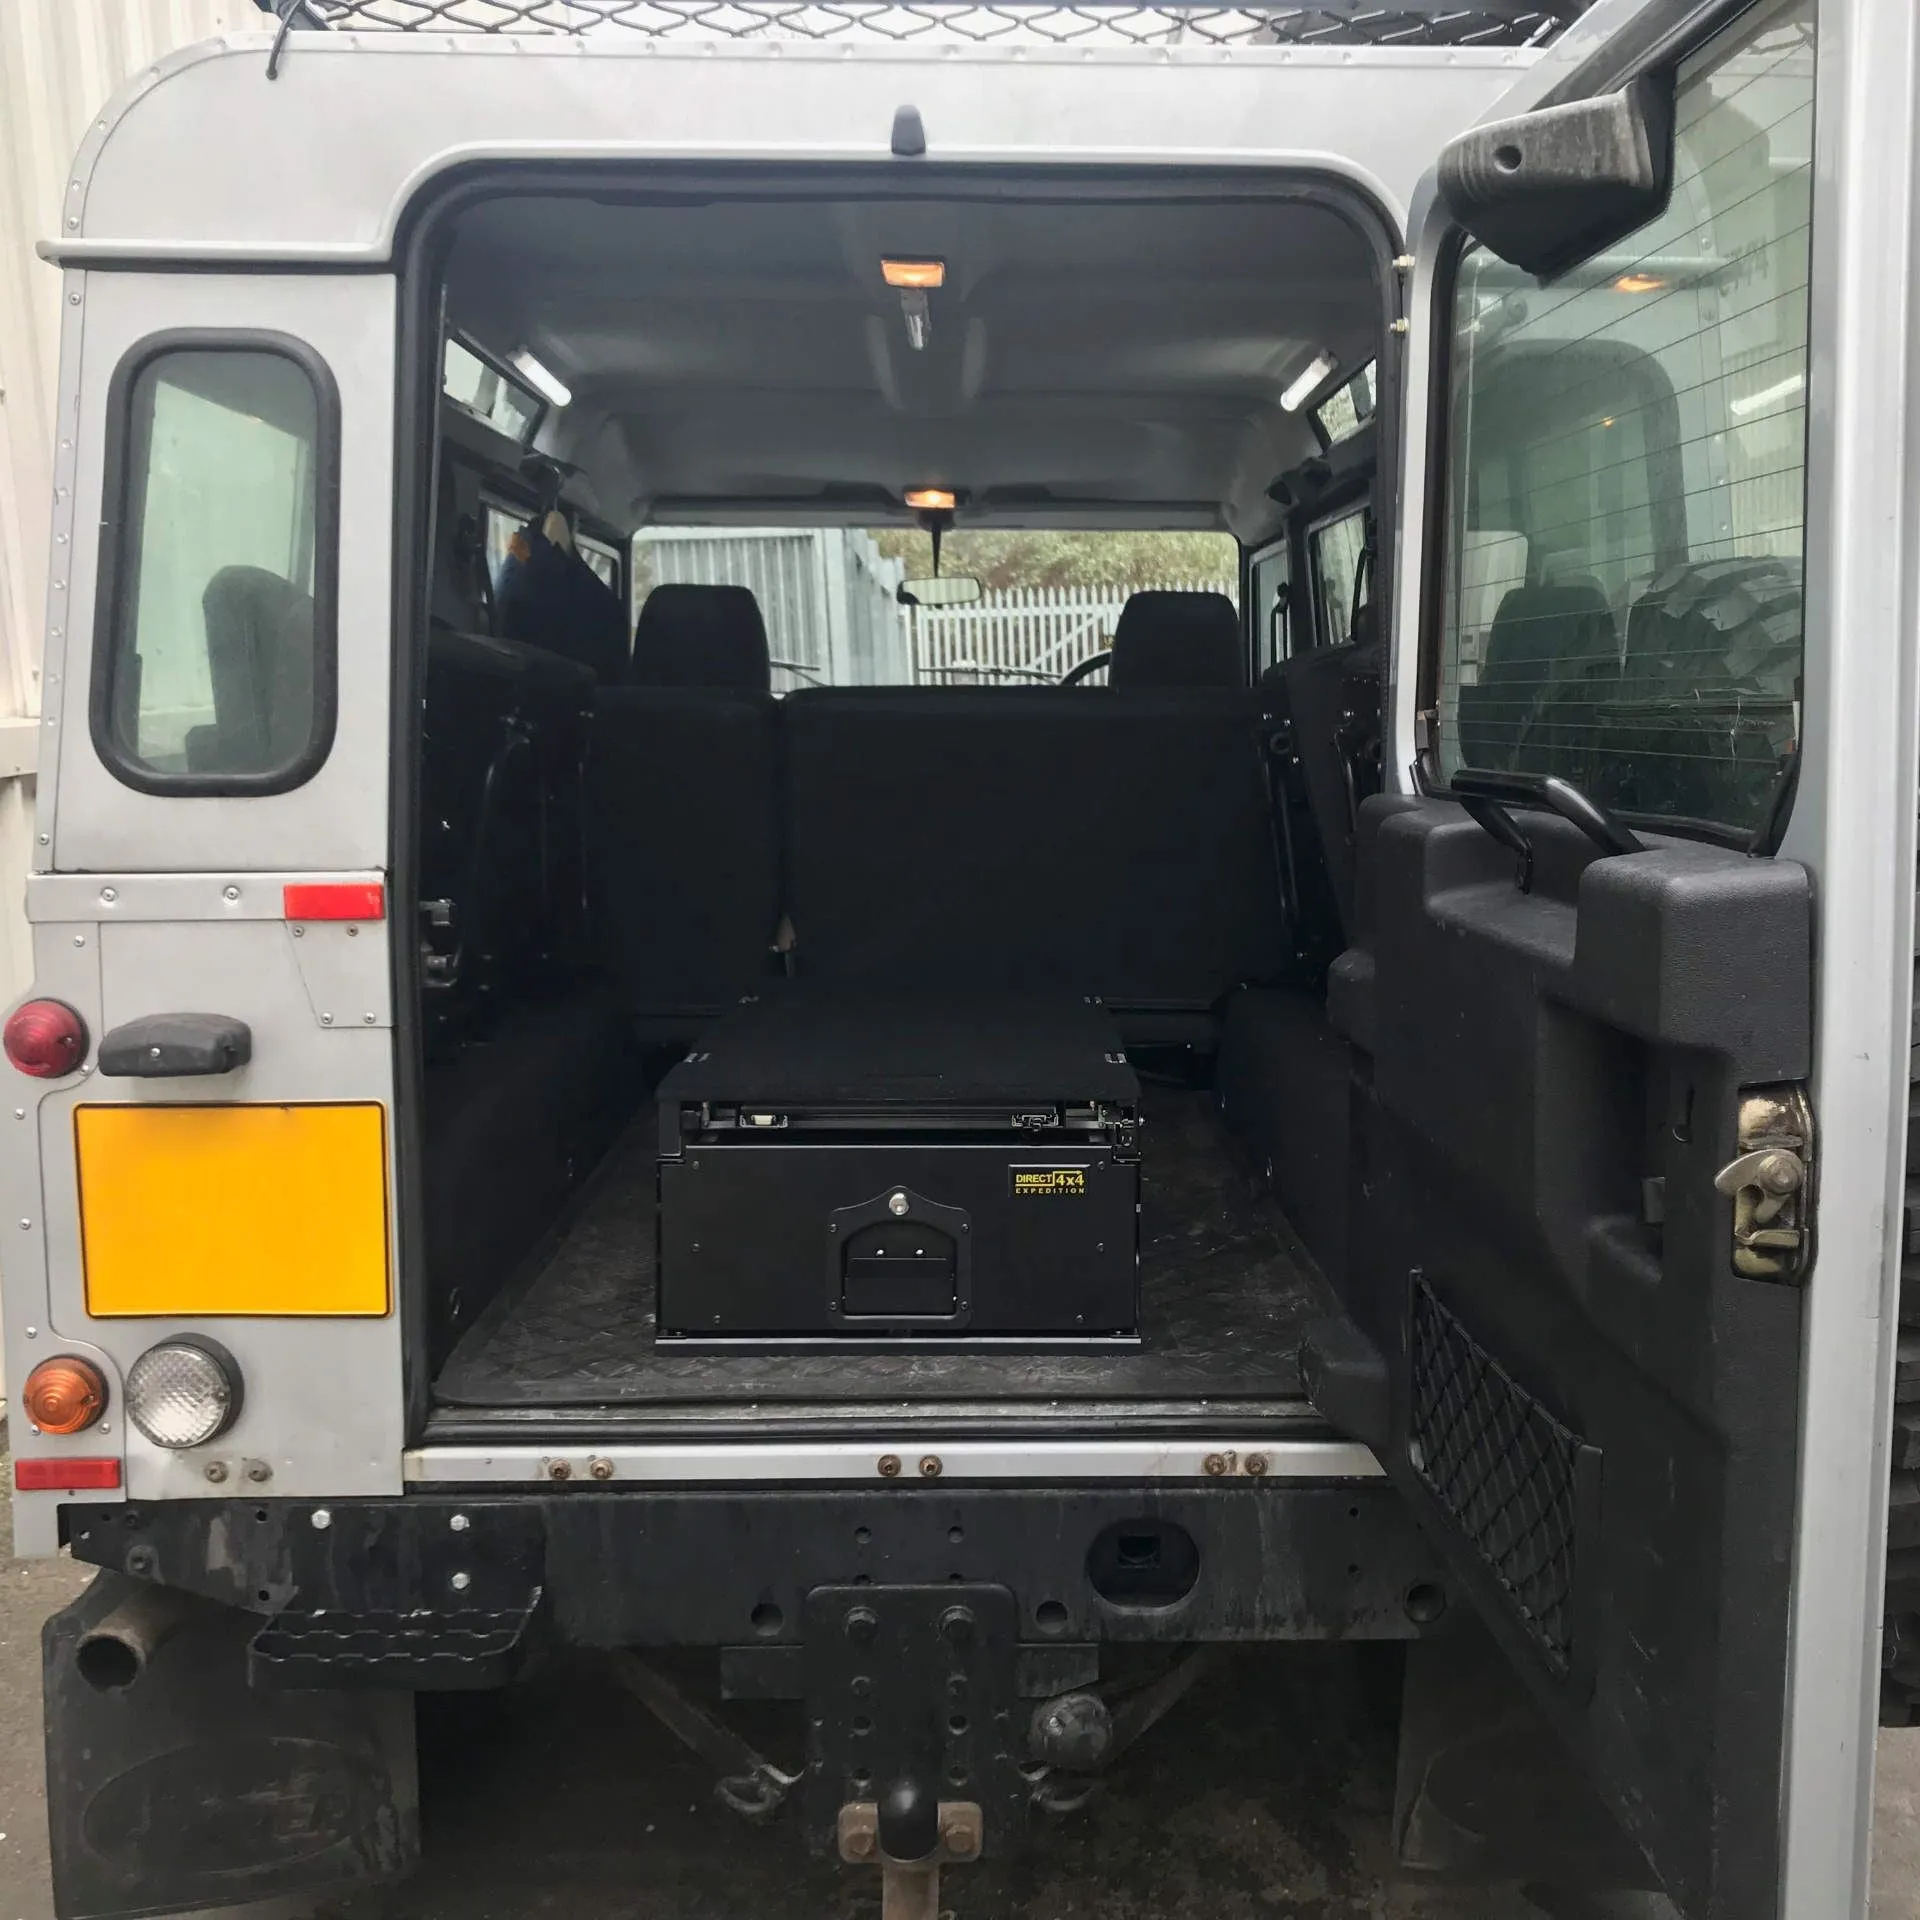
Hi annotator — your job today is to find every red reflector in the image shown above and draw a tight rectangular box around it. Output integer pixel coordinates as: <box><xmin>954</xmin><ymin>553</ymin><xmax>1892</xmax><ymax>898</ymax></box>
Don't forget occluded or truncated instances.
<box><xmin>283</xmin><ymin>883</ymin><xmax>385</xmax><ymax>923</ymax></box>
<box><xmin>15</xmin><ymin>1457</ymin><xmax>120</xmax><ymax>1492</ymax></box>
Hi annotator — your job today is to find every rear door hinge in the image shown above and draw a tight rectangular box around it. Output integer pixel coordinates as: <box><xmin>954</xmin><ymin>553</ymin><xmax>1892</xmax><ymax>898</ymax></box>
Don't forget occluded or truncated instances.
<box><xmin>1714</xmin><ymin>1084</ymin><xmax>1815</xmax><ymax>1282</ymax></box>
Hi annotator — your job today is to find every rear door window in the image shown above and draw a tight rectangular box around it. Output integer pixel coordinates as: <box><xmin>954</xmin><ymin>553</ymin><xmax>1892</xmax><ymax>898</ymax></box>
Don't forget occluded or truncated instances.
<box><xmin>93</xmin><ymin>338</ymin><xmax>337</xmax><ymax>793</ymax></box>
<box><xmin>1434</xmin><ymin>0</ymin><xmax>1815</xmax><ymax>836</ymax></box>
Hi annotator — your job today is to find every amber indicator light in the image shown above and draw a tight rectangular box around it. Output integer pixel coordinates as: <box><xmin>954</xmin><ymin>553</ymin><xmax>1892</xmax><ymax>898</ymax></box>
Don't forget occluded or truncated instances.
<box><xmin>22</xmin><ymin>1356</ymin><xmax>108</xmax><ymax>1436</ymax></box>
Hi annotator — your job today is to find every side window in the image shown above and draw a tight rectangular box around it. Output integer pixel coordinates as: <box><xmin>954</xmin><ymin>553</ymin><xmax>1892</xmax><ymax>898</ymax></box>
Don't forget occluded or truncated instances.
<box><xmin>1435</xmin><ymin>0</ymin><xmax>1814</xmax><ymax>836</ymax></box>
<box><xmin>576</xmin><ymin>535</ymin><xmax>621</xmax><ymax>597</ymax></box>
<box><xmin>1310</xmin><ymin>506</ymin><xmax>1371</xmax><ymax>651</ymax></box>
<box><xmin>1250</xmin><ymin>542</ymin><xmax>1292</xmax><ymax>673</ymax></box>
<box><xmin>93</xmin><ymin>337</ymin><xmax>337</xmax><ymax>793</ymax></box>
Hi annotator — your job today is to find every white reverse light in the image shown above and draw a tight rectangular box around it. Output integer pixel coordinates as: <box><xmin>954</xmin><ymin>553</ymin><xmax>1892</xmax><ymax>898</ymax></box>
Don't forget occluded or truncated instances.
<box><xmin>1281</xmin><ymin>351</ymin><xmax>1340</xmax><ymax>414</ymax></box>
<box><xmin>509</xmin><ymin>347</ymin><xmax>572</xmax><ymax>410</ymax></box>
<box><xmin>126</xmin><ymin>1337</ymin><xmax>242</xmax><ymax>1450</ymax></box>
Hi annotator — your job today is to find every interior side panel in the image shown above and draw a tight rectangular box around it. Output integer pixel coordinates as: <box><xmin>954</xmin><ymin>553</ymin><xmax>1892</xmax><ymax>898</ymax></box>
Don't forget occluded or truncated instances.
<box><xmin>1333</xmin><ymin>795</ymin><xmax>1809</xmax><ymax>1919</ymax></box>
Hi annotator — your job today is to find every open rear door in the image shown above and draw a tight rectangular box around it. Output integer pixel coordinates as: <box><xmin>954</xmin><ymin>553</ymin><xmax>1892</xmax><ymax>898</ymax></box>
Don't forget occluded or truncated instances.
<box><xmin>1344</xmin><ymin>1</ymin><xmax>1920</xmax><ymax>1914</ymax></box>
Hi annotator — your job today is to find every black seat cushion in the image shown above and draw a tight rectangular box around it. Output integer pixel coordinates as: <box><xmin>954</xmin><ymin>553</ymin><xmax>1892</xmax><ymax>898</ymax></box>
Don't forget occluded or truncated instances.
<box><xmin>631</xmin><ymin>584</ymin><xmax>772</xmax><ymax>693</ymax></box>
<box><xmin>1107</xmin><ymin>590</ymin><xmax>1245</xmax><ymax>689</ymax></box>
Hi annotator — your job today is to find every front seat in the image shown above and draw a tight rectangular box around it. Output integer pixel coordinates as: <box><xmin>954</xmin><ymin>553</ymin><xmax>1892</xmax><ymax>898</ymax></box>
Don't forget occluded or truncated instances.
<box><xmin>1107</xmin><ymin>590</ymin><xmax>1246</xmax><ymax>689</ymax></box>
<box><xmin>588</xmin><ymin>584</ymin><xmax>781</xmax><ymax>1039</ymax></box>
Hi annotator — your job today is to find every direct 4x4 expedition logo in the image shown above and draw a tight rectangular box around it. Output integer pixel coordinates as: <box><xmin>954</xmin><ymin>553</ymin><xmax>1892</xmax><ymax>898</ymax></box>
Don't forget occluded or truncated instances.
<box><xmin>1011</xmin><ymin>1167</ymin><xmax>1087</xmax><ymax>1197</ymax></box>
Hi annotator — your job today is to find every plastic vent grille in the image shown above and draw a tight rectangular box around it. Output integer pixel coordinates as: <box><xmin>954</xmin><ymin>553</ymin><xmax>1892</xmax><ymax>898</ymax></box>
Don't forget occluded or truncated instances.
<box><xmin>1408</xmin><ymin>1276</ymin><xmax>1583</xmax><ymax>1673</ymax></box>
<box><xmin>276</xmin><ymin>1</ymin><xmax>1591</xmax><ymax>48</ymax></box>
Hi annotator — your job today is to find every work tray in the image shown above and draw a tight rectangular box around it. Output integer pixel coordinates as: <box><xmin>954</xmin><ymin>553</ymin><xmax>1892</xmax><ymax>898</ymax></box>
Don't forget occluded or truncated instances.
<box><xmin>655</xmin><ymin>990</ymin><xmax>1141</xmax><ymax>1348</ymax></box>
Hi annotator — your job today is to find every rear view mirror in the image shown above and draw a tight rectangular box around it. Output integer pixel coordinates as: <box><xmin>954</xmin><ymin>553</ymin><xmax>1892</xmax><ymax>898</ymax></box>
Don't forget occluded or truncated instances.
<box><xmin>1438</xmin><ymin>73</ymin><xmax>1675</xmax><ymax>281</ymax></box>
<box><xmin>898</xmin><ymin>576</ymin><xmax>983</xmax><ymax>609</ymax></box>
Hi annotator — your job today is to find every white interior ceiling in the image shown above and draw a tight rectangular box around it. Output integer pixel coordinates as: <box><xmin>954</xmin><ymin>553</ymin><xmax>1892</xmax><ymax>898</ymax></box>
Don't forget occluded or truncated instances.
<box><xmin>444</xmin><ymin>188</ymin><xmax>1379</xmax><ymax>543</ymax></box>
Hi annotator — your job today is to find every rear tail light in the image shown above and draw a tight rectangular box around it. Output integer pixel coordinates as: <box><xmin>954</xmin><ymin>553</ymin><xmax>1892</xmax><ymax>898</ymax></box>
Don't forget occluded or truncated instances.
<box><xmin>126</xmin><ymin>1337</ymin><xmax>241</xmax><ymax>1449</ymax></box>
<box><xmin>3</xmin><ymin>999</ymin><xmax>87</xmax><ymax>1078</ymax></box>
<box><xmin>22</xmin><ymin>1356</ymin><xmax>108</xmax><ymax>1435</ymax></box>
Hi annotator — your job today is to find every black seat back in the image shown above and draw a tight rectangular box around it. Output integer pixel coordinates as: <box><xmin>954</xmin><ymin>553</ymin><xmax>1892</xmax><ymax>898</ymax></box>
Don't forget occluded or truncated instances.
<box><xmin>420</xmin><ymin>627</ymin><xmax>595</xmax><ymax>1044</ymax></box>
<box><xmin>631</xmin><ymin>583</ymin><xmax>772</xmax><ymax>693</ymax></box>
<box><xmin>1107</xmin><ymin>590</ymin><xmax>1245</xmax><ymax>688</ymax></box>
<box><xmin>781</xmin><ymin>686</ymin><xmax>1284</xmax><ymax>1039</ymax></box>
<box><xmin>1455</xmin><ymin>579</ymin><xmax>1617</xmax><ymax>775</ymax></box>
<box><xmin>187</xmin><ymin>566</ymin><xmax>316</xmax><ymax>775</ymax></box>
<box><xmin>1276</xmin><ymin>631</ymin><xmax>1382</xmax><ymax>944</ymax></box>
<box><xmin>587</xmin><ymin>585</ymin><xmax>780</xmax><ymax>1038</ymax></box>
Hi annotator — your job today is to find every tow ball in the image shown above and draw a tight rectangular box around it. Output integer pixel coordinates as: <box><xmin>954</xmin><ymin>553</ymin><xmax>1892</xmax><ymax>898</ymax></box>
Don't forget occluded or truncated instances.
<box><xmin>838</xmin><ymin>1789</ymin><xmax>982</xmax><ymax>1920</ymax></box>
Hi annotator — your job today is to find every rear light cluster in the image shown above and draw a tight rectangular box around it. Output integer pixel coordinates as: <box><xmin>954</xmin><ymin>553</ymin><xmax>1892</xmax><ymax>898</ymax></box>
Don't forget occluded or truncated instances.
<box><xmin>16</xmin><ymin>1339</ymin><xmax>241</xmax><ymax>1468</ymax></box>
<box><xmin>3</xmin><ymin>999</ymin><xmax>87</xmax><ymax>1078</ymax></box>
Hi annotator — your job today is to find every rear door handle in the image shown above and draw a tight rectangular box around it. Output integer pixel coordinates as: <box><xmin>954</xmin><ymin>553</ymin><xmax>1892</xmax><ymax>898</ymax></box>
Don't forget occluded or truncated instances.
<box><xmin>96</xmin><ymin>1014</ymin><xmax>253</xmax><ymax>1078</ymax></box>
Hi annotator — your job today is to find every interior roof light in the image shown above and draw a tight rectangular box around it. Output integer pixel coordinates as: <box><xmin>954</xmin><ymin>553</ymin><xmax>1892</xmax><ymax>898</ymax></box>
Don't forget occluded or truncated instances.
<box><xmin>904</xmin><ymin>487</ymin><xmax>957</xmax><ymax>511</ymax></box>
<box><xmin>1281</xmin><ymin>351</ymin><xmax>1339</xmax><ymax>414</ymax></box>
<box><xmin>509</xmin><ymin>347</ymin><xmax>572</xmax><ymax>410</ymax></box>
<box><xmin>882</xmin><ymin>259</ymin><xmax>947</xmax><ymax>290</ymax></box>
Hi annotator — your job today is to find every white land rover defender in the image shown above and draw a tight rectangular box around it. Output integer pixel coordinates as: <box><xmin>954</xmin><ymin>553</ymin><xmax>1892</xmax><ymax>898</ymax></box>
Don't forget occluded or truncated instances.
<box><xmin>7</xmin><ymin>1</ymin><xmax>1916</xmax><ymax>1916</ymax></box>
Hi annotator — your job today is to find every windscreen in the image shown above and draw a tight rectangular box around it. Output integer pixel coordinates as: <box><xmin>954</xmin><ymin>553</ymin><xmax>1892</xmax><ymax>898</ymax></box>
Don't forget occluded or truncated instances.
<box><xmin>632</xmin><ymin>528</ymin><xmax>1238</xmax><ymax>692</ymax></box>
<box><xmin>1434</xmin><ymin>0</ymin><xmax>1814</xmax><ymax>838</ymax></box>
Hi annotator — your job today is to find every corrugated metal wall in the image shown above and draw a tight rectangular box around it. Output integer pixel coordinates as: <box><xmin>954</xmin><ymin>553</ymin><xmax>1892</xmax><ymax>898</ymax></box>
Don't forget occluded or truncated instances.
<box><xmin>0</xmin><ymin>0</ymin><xmax>254</xmax><ymax>1000</ymax></box>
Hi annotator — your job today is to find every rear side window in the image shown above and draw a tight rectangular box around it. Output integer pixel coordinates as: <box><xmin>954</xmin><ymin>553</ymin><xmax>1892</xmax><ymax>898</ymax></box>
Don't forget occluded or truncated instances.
<box><xmin>1310</xmin><ymin>507</ymin><xmax>1371</xmax><ymax>651</ymax></box>
<box><xmin>1434</xmin><ymin>0</ymin><xmax>1814</xmax><ymax>837</ymax></box>
<box><xmin>93</xmin><ymin>336</ymin><xmax>338</xmax><ymax>794</ymax></box>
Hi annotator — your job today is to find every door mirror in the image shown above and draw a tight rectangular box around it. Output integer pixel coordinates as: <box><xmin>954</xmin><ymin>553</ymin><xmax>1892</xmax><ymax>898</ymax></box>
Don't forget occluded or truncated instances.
<box><xmin>897</xmin><ymin>575</ymin><xmax>983</xmax><ymax>609</ymax></box>
<box><xmin>1438</xmin><ymin>73</ymin><xmax>1675</xmax><ymax>281</ymax></box>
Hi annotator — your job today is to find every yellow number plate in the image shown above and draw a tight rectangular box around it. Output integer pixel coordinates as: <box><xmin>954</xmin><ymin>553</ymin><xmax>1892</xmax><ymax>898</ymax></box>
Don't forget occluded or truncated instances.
<box><xmin>76</xmin><ymin>1103</ymin><xmax>390</xmax><ymax>1317</ymax></box>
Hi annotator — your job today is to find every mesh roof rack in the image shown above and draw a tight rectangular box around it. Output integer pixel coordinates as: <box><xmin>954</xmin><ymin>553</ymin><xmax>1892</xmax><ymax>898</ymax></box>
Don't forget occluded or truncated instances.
<box><xmin>259</xmin><ymin>0</ymin><xmax>1592</xmax><ymax>49</ymax></box>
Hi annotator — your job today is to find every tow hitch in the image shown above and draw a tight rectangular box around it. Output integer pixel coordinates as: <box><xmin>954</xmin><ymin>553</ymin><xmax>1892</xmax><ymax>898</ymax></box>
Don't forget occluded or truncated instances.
<box><xmin>612</xmin><ymin>1581</ymin><xmax>1214</xmax><ymax>1913</ymax></box>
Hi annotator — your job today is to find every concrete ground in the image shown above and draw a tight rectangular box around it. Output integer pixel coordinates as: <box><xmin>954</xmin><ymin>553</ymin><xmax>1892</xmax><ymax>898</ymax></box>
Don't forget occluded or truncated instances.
<box><xmin>0</xmin><ymin>1484</ymin><xmax>1915</xmax><ymax>1920</ymax></box>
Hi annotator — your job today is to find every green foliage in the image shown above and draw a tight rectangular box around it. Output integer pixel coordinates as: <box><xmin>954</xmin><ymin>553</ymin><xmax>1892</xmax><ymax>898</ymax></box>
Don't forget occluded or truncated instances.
<box><xmin>868</xmin><ymin>527</ymin><xmax>1237</xmax><ymax>593</ymax></box>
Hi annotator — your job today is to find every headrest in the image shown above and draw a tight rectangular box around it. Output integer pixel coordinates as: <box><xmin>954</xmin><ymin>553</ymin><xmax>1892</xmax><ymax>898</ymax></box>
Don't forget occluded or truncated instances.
<box><xmin>631</xmin><ymin>584</ymin><xmax>771</xmax><ymax>693</ymax></box>
<box><xmin>1107</xmin><ymin>590</ymin><xmax>1245</xmax><ymax>689</ymax></box>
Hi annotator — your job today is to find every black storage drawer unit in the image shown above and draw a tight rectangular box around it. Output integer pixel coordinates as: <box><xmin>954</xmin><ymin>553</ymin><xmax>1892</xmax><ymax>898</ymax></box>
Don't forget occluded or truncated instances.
<box><xmin>655</xmin><ymin>991</ymin><xmax>1141</xmax><ymax>1346</ymax></box>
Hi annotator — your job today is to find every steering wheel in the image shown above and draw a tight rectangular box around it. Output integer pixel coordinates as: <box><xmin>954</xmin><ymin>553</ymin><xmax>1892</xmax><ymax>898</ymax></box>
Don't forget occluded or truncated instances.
<box><xmin>1058</xmin><ymin>652</ymin><xmax>1112</xmax><ymax>687</ymax></box>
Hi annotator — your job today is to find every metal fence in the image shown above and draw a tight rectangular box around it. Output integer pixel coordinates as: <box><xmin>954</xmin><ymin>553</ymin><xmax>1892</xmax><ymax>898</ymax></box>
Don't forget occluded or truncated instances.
<box><xmin>274</xmin><ymin>0</ymin><xmax>1593</xmax><ymax>47</ymax></box>
<box><xmin>910</xmin><ymin>580</ymin><xmax>1235</xmax><ymax>685</ymax></box>
<box><xmin>634</xmin><ymin>527</ymin><xmax>912</xmax><ymax>692</ymax></box>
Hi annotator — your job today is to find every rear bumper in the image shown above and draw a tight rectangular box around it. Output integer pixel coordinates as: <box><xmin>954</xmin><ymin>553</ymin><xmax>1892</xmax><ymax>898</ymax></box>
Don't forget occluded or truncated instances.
<box><xmin>65</xmin><ymin>1478</ymin><xmax>1441</xmax><ymax>1678</ymax></box>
